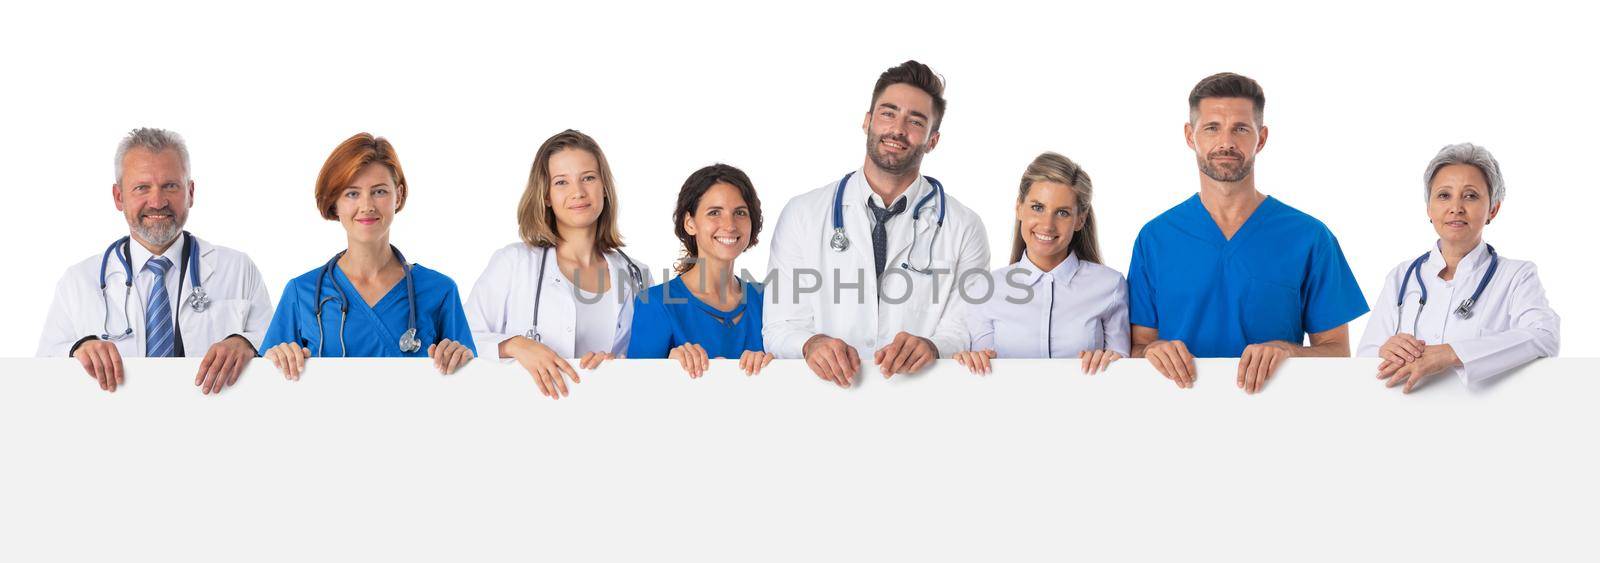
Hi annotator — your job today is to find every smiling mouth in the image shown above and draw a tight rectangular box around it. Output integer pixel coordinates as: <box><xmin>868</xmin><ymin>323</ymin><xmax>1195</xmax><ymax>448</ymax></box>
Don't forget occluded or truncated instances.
<box><xmin>1032</xmin><ymin>232</ymin><xmax>1059</xmax><ymax>243</ymax></box>
<box><xmin>713</xmin><ymin>235</ymin><xmax>742</xmax><ymax>247</ymax></box>
<box><xmin>879</xmin><ymin>138</ymin><xmax>909</xmax><ymax>152</ymax></box>
<box><xmin>356</xmin><ymin>218</ymin><xmax>379</xmax><ymax>225</ymax></box>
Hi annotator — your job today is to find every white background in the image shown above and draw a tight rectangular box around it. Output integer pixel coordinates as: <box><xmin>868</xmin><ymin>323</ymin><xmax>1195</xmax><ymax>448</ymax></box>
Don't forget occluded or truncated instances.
<box><xmin>0</xmin><ymin>0</ymin><xmax>1592</xmax><ymax>356</ymax></box>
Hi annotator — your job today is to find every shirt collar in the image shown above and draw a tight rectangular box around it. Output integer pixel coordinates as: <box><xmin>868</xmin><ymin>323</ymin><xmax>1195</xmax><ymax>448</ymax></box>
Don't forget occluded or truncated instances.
<box><xmin>849</xmin><ymin>167</ymin><xmax>928</xmax><ymax>212</ymax></box>
<box><xmin>1015</xmin><ymin>250</ymin><xmax>1082</xmax><ymax>287</ymax></box>
<box><xmin>128</xmin><ymin>234</ymin><xmax>186</xmax><ymax>276</ymax></box>
<box><xmin>1425</xmin><ymin>239</ymin><xmax>1490</xmax><ymax>278</ymax></box>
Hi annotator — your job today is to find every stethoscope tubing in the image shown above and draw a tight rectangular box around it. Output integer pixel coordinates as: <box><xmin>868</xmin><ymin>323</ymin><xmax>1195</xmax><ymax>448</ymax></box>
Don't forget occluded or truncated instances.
<box><xmin>96</xmin><ymin>231</ymin><xmax>205</xmax><ymax>347</ymax></box>
<box><xmin>313</xmin><ymin>245</ymin><xmax>419</xmax><ymax>357</ymax></box>
<box><xmin>828</xmin><ymin>171</ymin><xmax>947</xmax><ymax>274</ymax></box>
<box><xmin>1394</xmin><ymin>244</ymin><xmax>1499</xmax><ymax>336</ymax></box>
<box><xmin>527</xmin><ymin>244</ymin><xmax>644</xmax><ymax>343</ymax></box>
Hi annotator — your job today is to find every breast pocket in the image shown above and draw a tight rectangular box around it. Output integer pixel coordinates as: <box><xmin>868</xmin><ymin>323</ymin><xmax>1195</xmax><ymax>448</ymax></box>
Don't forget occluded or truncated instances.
<box><xmin>893</xmin><ymin>259</ymin><xmax>959</xmax><ymax>330</ymax></box>
<box><xmin>1243</xmin><ymin>277</ymin><xmax>1301</xmax><ymax>344</ymax></box>
<box><xmin>184</xmin><ymin>298</ymin><xmax>252</xmax><ymax>350</ymax></box>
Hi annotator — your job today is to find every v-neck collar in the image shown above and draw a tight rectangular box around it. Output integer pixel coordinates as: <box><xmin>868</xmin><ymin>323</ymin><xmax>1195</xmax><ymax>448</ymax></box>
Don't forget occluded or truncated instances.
<box><xmin>1181</xmin><ymin>193</ymin><xmax>1279</xmax><ymax>246</ymax></box>
<box><xmin>669</xmin><ymin>276</ymin><xmax>748</xmax><ymax>323</ymax></box>
<box><xmin>333</xmin><ymin>263</ymin><xmax>407</xmax><ymax>310</ymax></box>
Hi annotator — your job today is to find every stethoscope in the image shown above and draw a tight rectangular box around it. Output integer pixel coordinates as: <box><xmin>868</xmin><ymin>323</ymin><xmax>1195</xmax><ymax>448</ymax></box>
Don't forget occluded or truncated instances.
<box><xmin>828</xmin><ymin>171</ymin><xmax>947</xmax><ymax>274</ymax></box>
<box><xmin>314</xmin><ymin>245</ymin><xmax>421</xmax><ymax>356</ymax></box>
<box><xmin>1395</xmin><ymin>244</ymin><xmax>1499</xmax><ymax>335</ymax></box>
<box><xmin>97</xmin><ymin>231</ymin><xmax>208</xmax><ymax>348</ymax></box>
<box><xmin>525</xmin><ymin>245</ymin><xmax>644</xmax><ymax>342</ymax></box>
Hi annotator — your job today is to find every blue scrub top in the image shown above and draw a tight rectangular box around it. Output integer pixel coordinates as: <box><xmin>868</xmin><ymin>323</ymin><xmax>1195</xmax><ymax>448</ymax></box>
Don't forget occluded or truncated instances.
<box><xmin>261</xmin><ymin>262</ymin><xmax>476</xmax><ymax>357</ymax></box>
<box><xmin>626</xmin><ymin>277</ymin><xmax>764</xmax><ymax>359</ymax></box>
<box><xmin>1127</xmin><ymin>194</ymin><xmax>1367</xmax><ymax>357</ymax></box>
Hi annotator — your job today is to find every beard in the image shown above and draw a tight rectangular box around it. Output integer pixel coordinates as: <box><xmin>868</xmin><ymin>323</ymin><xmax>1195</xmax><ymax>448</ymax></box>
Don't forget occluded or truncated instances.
<box><xmin>865</xmin><ymin>131</ymin><xmax>928</xmax><ymax>175</ymax></box>
<box><xmin>1196</xmin><ymin>149</ymin><xmax>1254</xmax><ymax>183</ymax></box>
<box><xmin>131</xmin><ymin>211</ymin><xmax>183</xmax><ymax>248</ymax></box>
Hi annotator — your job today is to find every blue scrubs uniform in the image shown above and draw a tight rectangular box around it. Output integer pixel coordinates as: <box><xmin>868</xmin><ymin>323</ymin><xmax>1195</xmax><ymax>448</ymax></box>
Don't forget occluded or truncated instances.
<box><xmin>627</xmin><ymin>277</ymin><xmax>764</xmax><ymax>359</ymax></box>
<box><xmin>1127</xmin><ymin>194</ymin><xmax>1367</xmax><ymax>357</ymax></box>
<box><xmin>261</xmin><ymin>262</ymin><xmax>476</xmax><ymax>357</ymax></box>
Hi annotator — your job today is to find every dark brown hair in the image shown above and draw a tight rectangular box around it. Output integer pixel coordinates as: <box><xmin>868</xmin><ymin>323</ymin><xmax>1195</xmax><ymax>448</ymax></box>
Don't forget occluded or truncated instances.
<box><xmin>870</xmin><ymin>60</ymin><xmax>947</xmax><ymax>132</ymax></box>
<box><xmin>517</xmin><ymin>129</ymin><xmax>625</xmax><ymax>252</ymax></box>
<box><xmin>315</xmin><ymin>133</ymin><xmax>407</xmax><ymax>220</ymax></box>
<box><xmin>1188</xmin><ymin>72</ymin><xmax>1265</xmax><ymax>125</ymax></box>
<box><xmin>672</xmin><ymin>164</ymin><xmax>762</xmax><ymax>274</ymax></box>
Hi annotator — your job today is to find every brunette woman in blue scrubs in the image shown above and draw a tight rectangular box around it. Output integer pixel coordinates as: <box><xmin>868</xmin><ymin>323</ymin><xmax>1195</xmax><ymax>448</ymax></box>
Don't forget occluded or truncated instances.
<box><xmin>627</xmin><ymin>164</ymin><xmax>772</xmax><ymax>377</ymax></box>
<box><xmin>260</xmin><ymin>133</ymin><xmax>476</xmax><ymax>378</ymax></box>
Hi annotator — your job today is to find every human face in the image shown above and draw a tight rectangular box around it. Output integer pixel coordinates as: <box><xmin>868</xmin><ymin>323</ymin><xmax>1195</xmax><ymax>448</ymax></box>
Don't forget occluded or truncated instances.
<box><xmin>1015</xmin><ymin>181</ymin><xmax>1084</xmax><ymax>265</ymax></box>
<box><xmin>1184</xmin><ymin>97</ymin><xmax>1267</xmax><ymax>183</ymax></box>
<box><xmin>335</xmin><ymin>163</ymin><xmax>399</xmax><ymax>245</ymax></box>
<box><xmin>1428</xmin><ymin>163</ymin><xmax>1499</xmax><ymax>249</ymax></box>
<box><xmin>113</xmin><ymin>147</ymin><xmax>192</xmax><ymax>251</ymax></box>
<box><xmin>683</xmin><ymin>182</ymin><xmax>752</xmax><ymax>269</ymax></box>
<box><xmin>547</xmin><ymin>149</ymin><xmax>605</xmax><ymax>232</ymax></box>
<box><xmin>862</xmin><ymin>83</ymin><xmax>941</xmax><ymax>175</ymax></box>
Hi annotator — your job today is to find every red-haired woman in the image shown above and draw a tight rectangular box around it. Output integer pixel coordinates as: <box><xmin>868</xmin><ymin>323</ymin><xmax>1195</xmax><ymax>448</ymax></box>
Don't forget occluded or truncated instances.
<box><xmin>259</xmin><ymin>133</ymin><xmax>476</xmax><ymax>379</ymax></box>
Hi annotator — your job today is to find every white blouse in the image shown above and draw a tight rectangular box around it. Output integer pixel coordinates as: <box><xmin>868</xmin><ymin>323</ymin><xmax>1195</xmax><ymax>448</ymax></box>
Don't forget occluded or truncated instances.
<box><xmin>1357</xmin><ymin>240</ymin><xmax>1560</xmax><ymax>385</ymax></box>
<box><xmin>967</xmin><ymin>252</ymin><xmax>1131</xmax><ymax>358</ymax></box>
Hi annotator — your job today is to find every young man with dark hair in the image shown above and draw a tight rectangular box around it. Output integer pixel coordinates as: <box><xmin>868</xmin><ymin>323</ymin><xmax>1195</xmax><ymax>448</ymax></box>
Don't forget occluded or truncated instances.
<box><xmin>764</xmin><ymin>60</ymin><xmax>990</xmax><ymax>387</ymax></box>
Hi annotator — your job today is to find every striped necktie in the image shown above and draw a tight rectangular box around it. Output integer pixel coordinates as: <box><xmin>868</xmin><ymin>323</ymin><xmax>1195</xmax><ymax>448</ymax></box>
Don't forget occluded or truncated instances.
<box><xmin>144</xmin><ymin>256</ymin><xmax>175</xmax><ymax>358</ymax></box>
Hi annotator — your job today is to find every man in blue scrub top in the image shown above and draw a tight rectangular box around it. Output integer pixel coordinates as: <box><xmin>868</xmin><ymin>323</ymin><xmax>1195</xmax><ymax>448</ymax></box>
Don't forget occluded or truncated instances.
<box><xmin>1128</xmin><ymin>73</ymin><xmax>1368</xmax><ymax>394</ymax></box>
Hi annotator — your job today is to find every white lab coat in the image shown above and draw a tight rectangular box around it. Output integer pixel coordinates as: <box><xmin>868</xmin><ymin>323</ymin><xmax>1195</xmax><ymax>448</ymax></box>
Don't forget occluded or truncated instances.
<box><xmin>1357</xmin><ymin>241</ymin><xmax>1560</xmax><ymax>385</ymax></box>
<box><xmin>763</xmin><ymin>169</ymin><xmax>990</xmax><ymax>359</ymax></box>
<box><xmin>465</xmin><ymin>242</ymin><xmax>654</xmax><ymax>359</ymax></box>
<box><xmin>37</xmin><ymin>235</ymin><xmax>274</xmax><ymax>357</ymax></box>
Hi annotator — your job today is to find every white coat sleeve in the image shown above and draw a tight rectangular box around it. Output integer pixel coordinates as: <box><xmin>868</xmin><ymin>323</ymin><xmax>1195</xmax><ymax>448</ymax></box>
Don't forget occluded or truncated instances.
<box><xmin>37</xmin><ymin>267</ymin><xmax>90</xmax><ymax>357</ymax></box>
<box><xmin>762</xmin><ymin>200</ymin><xmax>818</xmax><ymax>359</ymax></box>
<box><xmin>237</xmin><ymin>255</ymin><xmax>273</xmax><ymax>353</ymax></box>
<box><xmin>1450</xmin><ymin>262</ymin><xmax>1561</xmax><ymax>385</ymax></box>
<box><xmin>927</xmin><ymin>217</ymin><xmax>989</xmax><ymax>357</ymax></box>
<box><xmin>465</xmin><ymin>248</ymin><xmax>518</xmax><ymax>357</ymax></box>
<box><xmin>1356</xmin><ymin>266</ymin><xmax>1402</xmax><ymax>358</ymax></box>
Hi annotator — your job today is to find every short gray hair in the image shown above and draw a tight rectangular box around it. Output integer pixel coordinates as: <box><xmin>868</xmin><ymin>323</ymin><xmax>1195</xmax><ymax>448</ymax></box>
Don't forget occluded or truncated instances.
<box><xmin>114</xmin><ymin>127</ymin><xmax>190</xmax><ymax>184</ymax></box>
<box><xmin>1423</xmin><ymin>142</ymin><xmax>1505</xmax><ymax>206</ymax></box>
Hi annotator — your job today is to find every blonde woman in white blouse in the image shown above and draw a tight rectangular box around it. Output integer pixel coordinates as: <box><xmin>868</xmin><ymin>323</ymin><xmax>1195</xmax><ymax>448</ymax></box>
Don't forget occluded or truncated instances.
<box><xmin>954</xmin><ymin>152</ymin><xmax>1130</xmax><ymax>375</ymax></box>
<box><xmin>1358</xmin><ymin>143</ymin><xmax>1559</xmax><ymax>392</ymax></box>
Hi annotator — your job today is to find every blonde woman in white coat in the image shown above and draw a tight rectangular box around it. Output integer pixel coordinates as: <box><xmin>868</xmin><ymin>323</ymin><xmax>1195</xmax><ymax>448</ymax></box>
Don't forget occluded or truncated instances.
<box><xmin>465</xmin><ymin>130</ymin><xmax>651</xmax><ymax>400</ymax></box>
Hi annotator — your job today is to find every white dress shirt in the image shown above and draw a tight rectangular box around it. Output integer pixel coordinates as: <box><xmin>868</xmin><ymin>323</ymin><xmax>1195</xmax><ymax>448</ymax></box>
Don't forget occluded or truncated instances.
<box><xmin>968</xmin><ymin>252</ymin><xmax>1131</xmax><ymax>358</ymax></box>
<box><xmin>763</xmin><ymin>169</ymin><xmax>991</xmax><ymax>359</ymax></box>
<box><xmin>465</xmin><ymin>242</ymin><xmax>653</xmax><ymax>359</ymax></box>
<box><xmin>37</xmin><ymin>234</ymin><xmax>274</xmax><ymax>357</ymax></box>
<box><xmin>1357</xmin><ymin>240</ymin><xmax>1560</xmax><ymax>385</ymax></box>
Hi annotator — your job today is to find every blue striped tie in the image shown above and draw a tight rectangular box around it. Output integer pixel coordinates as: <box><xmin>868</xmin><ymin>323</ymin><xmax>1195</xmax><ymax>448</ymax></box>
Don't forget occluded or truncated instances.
<box><xmin>144</xmin><ymin>257</ymin><xmax>175</xmax><ymax>358</ymax></box>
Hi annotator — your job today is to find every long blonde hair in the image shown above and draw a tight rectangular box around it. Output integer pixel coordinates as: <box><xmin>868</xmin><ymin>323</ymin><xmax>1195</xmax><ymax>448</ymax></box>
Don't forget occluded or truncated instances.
<box><xmin>517</xmin><ymin>129</ymin><xmax>625</xmax><ymax>251</ymax></box>
<box><xmin>1010</xmin><ymin>152</ymin><xmax>1102</xmax><ymax>265</ymax></box>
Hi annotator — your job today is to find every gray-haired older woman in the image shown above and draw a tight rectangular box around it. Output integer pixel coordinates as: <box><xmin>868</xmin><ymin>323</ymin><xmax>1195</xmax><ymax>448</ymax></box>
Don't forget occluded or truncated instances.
<box><xmin>1356</xmin><ymin>143</ymin><xmax>1560</xmax><ymax>392</ymax></box>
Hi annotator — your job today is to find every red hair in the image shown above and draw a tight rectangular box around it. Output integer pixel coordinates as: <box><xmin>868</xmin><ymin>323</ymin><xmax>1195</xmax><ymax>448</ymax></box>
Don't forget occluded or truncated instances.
<box><xmin>315</xmin><ymin>132</ymin><xmax>408</xmax><ymax>220</ymax></box>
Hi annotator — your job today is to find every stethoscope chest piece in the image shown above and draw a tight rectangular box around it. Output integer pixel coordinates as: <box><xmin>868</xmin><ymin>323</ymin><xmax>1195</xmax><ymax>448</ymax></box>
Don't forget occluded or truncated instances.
<box><xmin>187</xmin><ymin>287</ymin><xmax>210</xmax><ymax>313</ymax></box>
<box><xmin>398</xmin><ymin>328</ymin><xmax>421</xmax><ymax>353</ymax></box>
<box><xmin>830</xmin><ymin>228</ymin><xmax>849</xmax><ymax>252</ymax></box>
<box><xmin>1455</xmin><ymin>300</ymin><xmax>1476</xmax><ymax>320</ymax></box>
